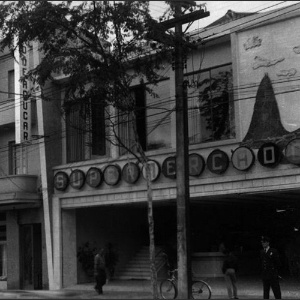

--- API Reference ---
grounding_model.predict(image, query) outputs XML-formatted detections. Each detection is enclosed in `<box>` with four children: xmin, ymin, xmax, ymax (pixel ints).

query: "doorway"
<box><xmin>20</xmin><ymin>224</ymin><xmax>42</xmax><ymax>290</ymax></box>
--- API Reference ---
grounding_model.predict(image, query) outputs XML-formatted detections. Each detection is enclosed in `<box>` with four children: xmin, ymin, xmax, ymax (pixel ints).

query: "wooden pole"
<box><xmin>174</xmin><ymin>3</ymin><xmax>191</xmax><ymax>298</ymax></box>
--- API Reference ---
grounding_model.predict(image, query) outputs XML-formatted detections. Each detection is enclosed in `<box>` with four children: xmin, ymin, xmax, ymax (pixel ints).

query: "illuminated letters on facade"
<box><xmin>54</xmin><ymin>172</ymin><xmax>69</xmax><ymax>191</ymax></box>
<box><xmin>285</xmin><ymin>138</ymin><xmax>300</xmax><ymax>165</ymax></box>
<box><xmin>231</xmin><ymin>146</ymin><xmax>255</xmax><ymax>171</ymax></box>
<box><xmin>70</xmin><ymin>170</ymin><xmax>85</xmax><ymax>189</ymax></box>
<box><xmin>189</xmin><ymin>153</ymin><xmax>205</xmax><ymax>176</ymax></box>
<box><xmin>86</xmin><ymin>167</ymin><xmax>103</xmax><ymax>188</ymax></box>
<box><xmin>15</xmin><ymin>43</ymin><xmax>31</xmax><ymax>143</ymax></box>
<box><xmin>257</xmin><ymin>142</ymin><xmax>282</xmax><ymax>167</ymax></box>
<box><xmin>103</xmin><ymin>165</ymin><xmax>121</xmax><ymax>185</ymax></box>
<box><xmin>122</xmin><ymin>163</ymin><xmax>140</xmax><ymax>184</ymax></box>
<box><xmin>142</xmin><ymin>160</ymin><xmax>161</xmax><ymax>182</ymax></box>
<box><xmin>53</xmin><ymin>142</ymin><xmax>300</xmax><ymax>191</ymax></box>
<box><xmin>207</xmin><ymin>149</ymin><xmax>229</xmax><ymax>174</ymax></box>
<box><xmin>162</xmin><ymin>157</ymin><xmax>176</xmax><ymax>179</ymax></box>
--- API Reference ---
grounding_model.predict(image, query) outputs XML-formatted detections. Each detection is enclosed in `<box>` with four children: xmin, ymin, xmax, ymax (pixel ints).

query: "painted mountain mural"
<box><xmin>242</xmin><ymin>73</ymin><xmax>300</xmax><ymax>148</ymax></box>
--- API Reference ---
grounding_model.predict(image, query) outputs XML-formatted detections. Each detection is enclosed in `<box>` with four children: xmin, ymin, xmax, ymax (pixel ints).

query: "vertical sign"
<box><xmin>15</xmin><ymin>43</ymin><xmax>31</xmax><ymax>144</ymax></box>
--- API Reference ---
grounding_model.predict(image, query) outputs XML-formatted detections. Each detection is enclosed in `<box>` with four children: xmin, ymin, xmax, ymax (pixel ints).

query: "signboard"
<box><xmin>207</xmin><ymin>149</ymin><xmax>229</xmax><ymax>174</ymax></box>
<box><xmin>54</xmin><ymin>171</ymin><xmax>69</xmax><ymax>191</ymax></box>
<box><xmin>285</xmin><ymin>138</ymin><xmax>300</xmax><ymax>165</ymax></box>
<box><xmin>257</xmin><ymin>142</ymin><xmax>282</xmax><ymax>167</ymax></box>
<box><xmin>189</xmin><ymin>153</ymin><xmax>205</xmax><ymax>176</ymax></box>
<box><xmin>86</xmin><ymin>167</ymin><xmax>103</xmax><ymax>188</ymax></box>
<box><xmin>70</xmin><ymin>169</ymin><xmax>85</xmax><ymax>189</ymax></box>
<box><xmin>142</xmin><ymin>160</ymin><xmax>161</xmax><ymax>182</ymax></box>
<box><xmin>122</xmin><ymin>162</ymin><xmax>140</xmax><ymax>184</ymax></box>
<box><xmin>53</xmin><ymin>144</ymin><xmax>300</xmax><ymax>191</ymax></box>
<box><xmin>15</xmin><ymin>43</ymin><xmax>31</xmax><ymax>143</ymax></box>
<box><xmin>231</xmin><ymin>146</ymin><xmax>255</xmax><ymax>171</ymax></box>
<box><xmin>162</xmin><ymin>156</ymin><xmax>176</xmax><ymax>179</ymax></box>
<box><xmin>103</xmin><ymin>165</ymin><xmax>121</xmax><ymax>185</ymax></box>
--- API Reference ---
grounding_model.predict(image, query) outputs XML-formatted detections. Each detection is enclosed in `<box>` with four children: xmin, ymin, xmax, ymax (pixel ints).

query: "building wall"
<box><xmin>187</xmin><ymin>39</ymin><xmax>232</xmax><ymax>72</ymax></box>
<box><xmin>62</xmin><ymin>209</ymin><xmax>77</xmax><ymax>287</ymax></box>
<box><xmin>0</xmin><ymin>45</ymin><xmax>62</xmax><ymax>290</ymax></box>
<box><xmin>52</xmin><ymin>7</ymin><xmax>300</xmax><ymax>288</ymax></box>
<box><xmin>0</xmin><ymin>50</ymin><xmax>14</xmax><ymax>127</ymax></box>
<box><xmin>6</xmin><ymin>211</ymin><xmax>20</xmax><ymax>289</ymax></box>
<box><xmin>235</xmin><ymin>15</ymin><xmax>300</xmax><ymax>139</ymax></box>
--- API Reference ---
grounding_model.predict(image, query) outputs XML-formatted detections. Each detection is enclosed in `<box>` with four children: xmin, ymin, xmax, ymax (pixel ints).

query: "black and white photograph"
<box><xmin>0</xmin><ymin>1</ymin><xmax>300</xmax><ymax>298</ymax></box>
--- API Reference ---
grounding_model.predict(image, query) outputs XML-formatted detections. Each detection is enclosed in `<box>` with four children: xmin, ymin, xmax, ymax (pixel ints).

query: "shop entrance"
<box><xmin>20</xmin><ymin>224</ymin><xmax>42</xmax><ymax>290</ymax></box>
<box><xmin>152</xmin><ymin>193</ymin><xmax>300</xmax><ymax>278</ymax></box>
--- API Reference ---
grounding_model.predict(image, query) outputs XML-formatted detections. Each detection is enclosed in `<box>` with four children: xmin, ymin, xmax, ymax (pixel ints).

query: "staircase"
<box><xmin>114</xmin><ymin>246</ymin><xmax>166</xmax><ymax>280</ymax></box>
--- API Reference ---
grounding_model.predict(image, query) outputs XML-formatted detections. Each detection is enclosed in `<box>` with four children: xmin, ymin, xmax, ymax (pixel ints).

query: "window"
<box><xmin>118</xmin><ymin>85</ymin><xmax>146</xmax><ymax>156</ymax></box>
<box><xmin>66</xmin><ymin>100</ymin><xmax>106</xmax><ymax>163</ymax></box>
<box><xmin>8</xmin><ymin>70</ymin><xmax>14</xmax><ymax>100</ymax></box>
<box><xmin>8</xmin><ymin>141</ymin><xmax>18</xmax><ymax>175</ymax></box>
<box><xmin>118</xmin><ymin>80</ymin><xmax>172</xmax><ymax>155</ymax></box>
<box><xmin>66</xmin><ymin>103</ymin><xmax>86</xmax><ymax>163</ymax></box>
<box><xmin>146</xmin><ymin>79</ymin><xmax>171</xmax><ymax>150</ymax></box>
<box><xmin>91</xmin><ymin>100</ymin><xmax>106</xmax><ymax>156</ymax></box>
<box><xmin>186</xmin><ymin>64</ymin><xmax>235</xmax><ymax>144</ymax></box>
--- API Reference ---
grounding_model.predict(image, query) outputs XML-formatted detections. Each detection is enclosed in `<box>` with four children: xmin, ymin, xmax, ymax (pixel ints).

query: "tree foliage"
<box><xmin>198</xmin><ymin>70</ymin><xmax>233</xmax><ymax>141</ymax></box>
<box><xmin>0</xmin><ymin>1</ymin><xmax>170</xmax><ymax>110</ymax></box>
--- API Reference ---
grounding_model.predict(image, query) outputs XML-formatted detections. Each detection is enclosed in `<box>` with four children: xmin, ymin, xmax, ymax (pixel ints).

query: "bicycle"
<box><xmin>159</xmin><ymin>268</ymin><xmax>212</xmax><ymax>299</ymax></box>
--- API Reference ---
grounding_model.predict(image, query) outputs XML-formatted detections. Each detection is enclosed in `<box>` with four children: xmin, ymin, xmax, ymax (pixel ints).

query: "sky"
<box><xmin>149</xmin><ymin>1</ymin><xmax>300</xmax><ymax>31</ymax></box>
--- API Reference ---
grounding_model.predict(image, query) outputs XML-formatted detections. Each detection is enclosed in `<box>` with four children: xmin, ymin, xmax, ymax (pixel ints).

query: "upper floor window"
<box><xmin>186</xmin><ymin>64</ymin><xmax>235</xmax><ymax>144</ymax></box>
<box><xmin>65</xmin><ymin>99</ymin><xmax>107</xmax><ymax>163</ymax></box>
<box><xmin>8</xmin><ymin>70</ymin><xmax>15</xmax><ymax>100</ymax></box>
<box><xmin>118</xmin><ymin>86</ymin><xmax>146</xmax><ymax>156</ymax></box>
<box><xmin>118</xmin><ymin>79</ymin><xmax>171</xmax><ymax>155</ymax></box>
<box><xmin>8</xmin><ymin>141</ymin><xmax>18</xmax><ymax>175</ymax></box>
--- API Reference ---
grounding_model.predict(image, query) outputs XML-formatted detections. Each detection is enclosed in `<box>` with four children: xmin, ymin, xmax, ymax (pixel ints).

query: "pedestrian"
<box><xmin>94</xmin><ymin>248</ymin><xmax>106</xmax><ymax>294</ymax></box>
<box><xmin>260</xmin><ymin>236</ymin><xmax>282</xmax><ymax>299</ymax></box>
<box><xmin>222</xmin><ymin>249</ymin><xmax>239</xmax><ymax>299</ymax></box>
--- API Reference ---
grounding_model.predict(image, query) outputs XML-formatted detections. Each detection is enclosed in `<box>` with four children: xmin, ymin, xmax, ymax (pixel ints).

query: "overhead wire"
<box><xmin>0</xmin><ymin>3</ymin><xmax>299</xmax><ymax>157</ymax></box>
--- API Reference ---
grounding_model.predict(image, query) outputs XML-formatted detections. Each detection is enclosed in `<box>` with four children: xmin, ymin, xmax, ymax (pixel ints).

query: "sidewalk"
<box><xmin>62</xmin><ymin>276</ymin><xmax>300</xmax><ymax>299</ymax></box>
<box><xmin>0</xmin><ymin>276</ymin><xmax>298</xmax><ymax>298</ymax></box>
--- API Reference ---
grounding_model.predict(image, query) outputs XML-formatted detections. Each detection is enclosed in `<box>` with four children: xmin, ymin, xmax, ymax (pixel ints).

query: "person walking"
<box><xmin>94</xmin><ymin>248</ymin><xmax>107</xmax><ymax>294</ymax></box>
<box><xmin>222</xmin><ymin>249</ymin><xmax>239</xmax><ymax>299</ymax></box>
<box><xmin>260</xmin><ymin>236</ymin><xmax>282</xmax><ymax>299</ymax></box>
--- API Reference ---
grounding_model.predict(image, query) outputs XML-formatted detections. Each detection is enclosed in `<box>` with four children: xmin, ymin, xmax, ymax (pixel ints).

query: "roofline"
<box><xmin>189</xmin><ymin>2</ymin><xmax>300</xmax><ymax>45</ymax></box>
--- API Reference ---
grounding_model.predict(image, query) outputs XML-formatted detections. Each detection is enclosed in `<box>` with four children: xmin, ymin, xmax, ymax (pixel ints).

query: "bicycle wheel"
<box><xmin>160</xmin><ymin>279</ymin><xmax>177</xmax><ymax>299</ymax></box>
<box><xmin>191</xmin><ymin>280</ymin><xmax>212</xmax><ymax>299</ymax></box>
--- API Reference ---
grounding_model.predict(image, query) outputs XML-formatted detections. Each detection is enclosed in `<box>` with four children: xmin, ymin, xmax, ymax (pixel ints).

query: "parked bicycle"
<box><xmin>159</xmin><ymin>268</ymin><xmax>212</xmax><ymax>299</ymax></box>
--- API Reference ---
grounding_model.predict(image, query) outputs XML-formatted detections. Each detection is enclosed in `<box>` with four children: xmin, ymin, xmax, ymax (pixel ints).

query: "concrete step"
<box><xmin>117</xmin><ymin>275</ymin><xmax>151</xmax><ymax>280</ymax></box>
<box><xmin>115</xmin><ymin>246</ymin><xmax>165</xmax><ymax>280</ymax></box>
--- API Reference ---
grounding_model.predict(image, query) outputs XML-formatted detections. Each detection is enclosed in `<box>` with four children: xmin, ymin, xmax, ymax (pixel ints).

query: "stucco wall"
<box><xmin>235</xmin><ymin>16</ymin><xmax>300</xmax><ymax>139</ymax></box>
<box><xmin>62</xmin><ymin>209</ymin><xmax>77</xmax><ymax>287</ymax></box>
<box><xmin>6</xmin><ymin>211</ymin><xmax>20</xmax><ymax>289</ymax></box>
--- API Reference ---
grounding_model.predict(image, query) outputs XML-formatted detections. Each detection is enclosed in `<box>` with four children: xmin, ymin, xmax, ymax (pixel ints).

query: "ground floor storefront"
<box><xmin>0</xmin><ymin>207</ymin><xmax>49</xmax><ymax>290</ymax></box>
<box><xmin>53</xmin><ymin>189</ymin><xmax>300</xmax><ymax>288</ymax></box>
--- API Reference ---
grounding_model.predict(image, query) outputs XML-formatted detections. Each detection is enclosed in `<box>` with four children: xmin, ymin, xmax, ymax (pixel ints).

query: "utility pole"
<box><xmin>160</xmin><ymin>2</ymin><xmax>209</xmax><ymax>298</ymax></box>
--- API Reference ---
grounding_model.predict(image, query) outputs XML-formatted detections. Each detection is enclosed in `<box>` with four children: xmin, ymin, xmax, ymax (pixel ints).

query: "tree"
<box><xmin>198</xmin><ymin>69</ymin><xmax>233</xmax><ymax>141</ymax></box>
<box><xmin>0</xmin><ymin>1</ymin><xmax>172</xmax><ymax>297</ymax></box>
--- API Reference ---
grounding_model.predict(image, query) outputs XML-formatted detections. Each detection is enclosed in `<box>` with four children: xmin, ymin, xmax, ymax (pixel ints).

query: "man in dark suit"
<box><xmin>260</xmin><ymin>236</ymin><xmax>282</xmax><ymax>299</ymax></box>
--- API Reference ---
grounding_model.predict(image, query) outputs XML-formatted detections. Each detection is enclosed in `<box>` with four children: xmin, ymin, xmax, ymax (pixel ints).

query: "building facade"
<box><xmin>51</xmin><ymin>3</ymin><xmax>300</xmax><ymax>288</ymax></box>
<box><xmin>0</xmin><ymin>44</ymin><xmax>62</xmax><ymax>289</ymax></box>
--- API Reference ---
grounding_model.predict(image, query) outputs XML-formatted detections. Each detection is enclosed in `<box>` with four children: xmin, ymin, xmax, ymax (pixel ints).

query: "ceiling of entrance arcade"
<box><xmin>191</xmin><ymin>189</ymin><xmax>300</xmax><ymax>207</ymax></box>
